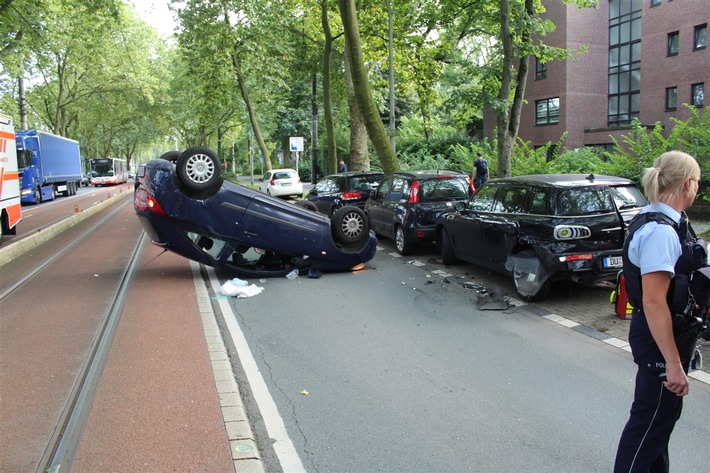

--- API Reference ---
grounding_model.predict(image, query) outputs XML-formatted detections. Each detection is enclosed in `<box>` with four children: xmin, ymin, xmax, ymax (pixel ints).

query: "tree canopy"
<box><xmin>7</xmin><ymin>0</ymin><xmax>702</xmax><ymax>189</ymax></box>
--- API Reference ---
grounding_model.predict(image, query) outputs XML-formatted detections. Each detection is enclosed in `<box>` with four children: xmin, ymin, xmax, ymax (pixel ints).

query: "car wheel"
<box><xmin>331</xmin><ymin>205</ymin><xmax>369</xmax><ymax>247</ymax></box>
<box><xmin>176</xmin><ymin>147</ymin><xmax>223</xmax><ymax>197</ymax></box>
<box><xmin>440</xmin><ymin>228</ymin><xmax>458</xmax><ymax>265</ymax></box>
<box><xmin>395</xmin><ymin>226</ymin><xmax>413</xmax><ymax>256</ymax></box>
<box><xmin>159</xmin><ymin>150</ymin><xmax>181</xmax><ymax>163</ymax></box>
<box><xmin>295</xmin><ymin>200</ymin><xmax>318</xmax><ymax>212</ymax></box>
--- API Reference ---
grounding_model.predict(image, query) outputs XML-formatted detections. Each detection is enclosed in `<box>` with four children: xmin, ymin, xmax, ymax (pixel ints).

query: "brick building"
<box><xmin>489</xmin><ymin>0</ymin><xmax>709</xmax><ymax>152</ymax></box>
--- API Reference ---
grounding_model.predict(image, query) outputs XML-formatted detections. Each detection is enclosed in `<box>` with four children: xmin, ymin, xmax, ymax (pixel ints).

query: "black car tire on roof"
<box><xmin>159</xmin><ymin>150</ymin><xmax>181</xmax><ymax>163</ymax></box>
<box><xmin>331</xmin><ymin>205</ymin><xmax>370</xmax><ymax>247</ymax></box>
<box><xmin>295</xmin><ymin>200</ymin><xmax>319</xmax><ymax>212</ymax></box>
<box><xmin>176</xmin><ymin>147</ymin><xmax>223</xmax><ymax>198</ymax></box>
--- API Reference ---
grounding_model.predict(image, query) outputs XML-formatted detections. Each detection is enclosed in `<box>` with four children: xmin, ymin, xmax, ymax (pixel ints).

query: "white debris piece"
<box><xmin>220</xmin><ymin>278</ymin><xmax>264</xmax><ymax>298</ymax></box>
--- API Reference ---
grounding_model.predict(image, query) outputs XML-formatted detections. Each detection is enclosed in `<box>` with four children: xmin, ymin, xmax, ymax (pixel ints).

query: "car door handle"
<box><xmin>243</xmin><ymin>231</ymin><xmax>258</xmax><ymax>238</ymax></box>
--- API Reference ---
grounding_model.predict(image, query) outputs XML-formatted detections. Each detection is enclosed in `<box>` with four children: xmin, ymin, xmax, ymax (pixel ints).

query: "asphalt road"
<box><xmin>213</xmin><ymin>241</ymin><xmax>710</xmax><ymax>472</ymax></box>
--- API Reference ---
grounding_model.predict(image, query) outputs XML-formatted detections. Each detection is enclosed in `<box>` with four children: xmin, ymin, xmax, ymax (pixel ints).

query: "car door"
<box><xmin>366</xmin><ymin>177</ymin><xmax>392</xmax><ymax>233</ymax></box>
<box><xmin>381</xmin><ymin>176</ymin><xmax>408</xmax><ymax>238</ymax></box>
<box><xmin>447</xmin><ymin>185</ymin><xmax>498</xmax><ymax>261</ymax></box>
<box><xmin>476</xmin><ymin>186</ymin><xmax>525</xmax><ymax>268</ymax></box>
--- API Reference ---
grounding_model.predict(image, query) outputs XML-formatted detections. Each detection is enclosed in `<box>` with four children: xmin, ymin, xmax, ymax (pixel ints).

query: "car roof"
<box><xmin>489</xmin><ymin>173</ymin><xmax>636</xmax><ymax>188</ymax></box>
<box><xmin>268</xmin><ymin>168</ymin><xmax>298</xmax><ymax>173</ymax></box>
<box><xmin>323</xmin><ymin>171</ymin><xmax>384</xmax><ymax>179</ymax></box>
<box><xmin>392</xmin><ymin>170</ymin><xmax>468</xmax><ymax>179</ymax></box>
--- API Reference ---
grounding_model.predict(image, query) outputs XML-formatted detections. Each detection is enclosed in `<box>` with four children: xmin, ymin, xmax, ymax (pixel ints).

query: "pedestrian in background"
<box><xmin>338</xmin><ymin>160</ymin><xmax>348</xmax><ymax>173</ymax></box>
<box><xmin>473</xmin><ymin>152</ymin><xmax>488</xmax><ymax>190</ymax></box>
<box><xmin>614</xmin><ymin>150</ymin><xmax>703</xmax><ymax>473</ymax></box>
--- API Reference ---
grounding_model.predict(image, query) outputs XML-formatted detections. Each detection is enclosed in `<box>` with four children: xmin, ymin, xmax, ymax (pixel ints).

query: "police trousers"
<box><xmin>614</xmin><ymin>366</ymin><xmax>683</xmax><ymax>473</ymax></box>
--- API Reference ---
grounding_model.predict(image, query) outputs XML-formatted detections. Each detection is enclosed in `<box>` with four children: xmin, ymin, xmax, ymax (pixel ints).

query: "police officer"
<box><xmin>614</xmin><ymin>151</ymin><xmax>702</xmax><ymax>473</ymax></box>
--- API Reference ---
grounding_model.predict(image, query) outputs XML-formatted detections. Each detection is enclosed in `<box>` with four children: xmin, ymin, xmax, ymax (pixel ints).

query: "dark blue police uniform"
<box><xmin>614</xmin><ymin>207</ymin><xmax>703</xmax><ymax>473</ymax></box>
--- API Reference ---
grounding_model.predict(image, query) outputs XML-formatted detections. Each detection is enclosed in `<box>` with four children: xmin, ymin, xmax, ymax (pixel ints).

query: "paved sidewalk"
<box><xmin>71</xmin><ymin>242</ymin><xmax>264</xmax><ymax>473</ymax></box>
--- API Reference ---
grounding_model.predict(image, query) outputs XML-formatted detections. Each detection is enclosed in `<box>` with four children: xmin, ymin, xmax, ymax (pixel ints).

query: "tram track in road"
<box><xmin>39</xmin><ymin>231</ymin><xmax>147</xmax><ymax>473</ymax></box>
<box><xmin>0</xmin><ymin>197</ymin><xmax>147</xmax><ymax>473</ymax></box>
<box><xmin>0</xmin><ymin>200</ymin><xmax>134</xmax><ymax>301</ymax></box>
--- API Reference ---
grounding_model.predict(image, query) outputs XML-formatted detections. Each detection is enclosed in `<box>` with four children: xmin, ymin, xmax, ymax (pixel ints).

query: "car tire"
<box><xmin>159</xmin><ymin>150</ymin><xmax>181</xmax><ymax>163</ymax></box>
<box><xmin>395</xmin><ymin>226</ymin><xmax>413</xmax><ymax>256</ymax></box>
<box><xmin>176</xmin><ymin>147</ymin><xmax>223</xmax><ymax>198</ymax></box>
<box><xmin>440</xmin><ymin>228</ymin><xmax>458</xmax><ymax>265</ymax></box>
<box><xmin>331</xmin><ymin>205</ymin><xmax>369</xmax><ymax>247</ymax></box>
<box><xmin>295</xmin><ymin>200</ymin><xmax>318</xmax><ymax>212</ymax></box>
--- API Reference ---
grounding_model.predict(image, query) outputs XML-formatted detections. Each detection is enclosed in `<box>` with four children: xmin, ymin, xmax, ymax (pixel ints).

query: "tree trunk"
<box><xmin>338</xmin><ymin>0</ymin><xmax>398</xmax><ymax>175</ymax></box>
<box><xmin>230</xmin><ymin>48</ymin><xmax>272</xmax><ymax>171</ymax></box>
<box><xmin>496</xmin><ymin>0</ymin><xmax>533</xmax><ymax>178</ymax></box>
<box><xmin>343</xmin><ymin>41</ymin><xmax>369</xmax><ymax>171</ymax></box>
<box><xmin>321</xmin><ymin>1</ymin><xmax>337</xmax><ymax>175</ymax></box>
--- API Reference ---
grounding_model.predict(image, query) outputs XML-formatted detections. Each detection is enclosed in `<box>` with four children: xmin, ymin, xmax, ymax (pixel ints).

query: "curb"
<box><xmin>0</xmin><ymin>192</ymin><xmax>131</xmax><ymax>268</ymax></box>
<box><xmin>191</xmin><ymin>261</ymin><xmax>266</xmax><ymax>473</ymax></box>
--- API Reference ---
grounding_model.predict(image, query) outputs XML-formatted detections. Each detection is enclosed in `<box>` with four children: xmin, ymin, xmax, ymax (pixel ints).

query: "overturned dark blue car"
<box><xmin>135</xmin><ymin>147</ymin><xmax>377</xmax><ymax>278</ymax></box>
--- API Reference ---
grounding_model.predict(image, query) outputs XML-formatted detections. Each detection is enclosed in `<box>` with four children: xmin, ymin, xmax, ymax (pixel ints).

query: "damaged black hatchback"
<box><xmin>435</xmin><ymin>174</ymin><xmax>647</xmax><ymax>301</ymax></box>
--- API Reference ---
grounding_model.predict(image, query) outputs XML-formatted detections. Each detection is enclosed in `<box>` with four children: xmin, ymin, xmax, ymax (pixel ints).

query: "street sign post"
<box><xmin>289</xmin><ymin>137</ymin><xmax>304</xmax><ymax>174</ymax></box>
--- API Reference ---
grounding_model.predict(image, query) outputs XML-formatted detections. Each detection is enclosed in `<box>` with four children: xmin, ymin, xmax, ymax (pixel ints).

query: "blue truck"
<box><xmin>16</xmin><ymin>130</ymin><xmax>83</xmax><ymax>204</ymax></box>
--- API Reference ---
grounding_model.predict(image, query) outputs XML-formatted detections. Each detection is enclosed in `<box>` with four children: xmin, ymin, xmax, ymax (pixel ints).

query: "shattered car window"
<box><xmin>556</xmin><ymin>188</ymin><xmax>614</xmax><ymax>216</ymax></box>
<box><xmin>468</xmin><ymin>185</ymin><xmax>497</xmax><ymax>212</ymax></box>
<box><xmin>609</xmin><ymin>185</ymin><xmax>647</xmax><ymax>210</ymax></box>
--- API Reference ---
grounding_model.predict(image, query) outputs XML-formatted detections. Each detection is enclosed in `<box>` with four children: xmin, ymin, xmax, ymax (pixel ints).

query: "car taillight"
<box><xmin>559</xmin><ymin>254</ymin><xmax>593</xmax><ymax>262</ymax></box>
<box><xmin>147</xmin><ymin>194</ymin><xmax>167</xmax><ymax>217</ymax></box>
<box><xmin>409</xmin><ymin>181</ymin><xmax>420</xmax><ymax>204</ymax></box>
<box><xmin>342</xmin><ymin>191</ymin><xmax>362</xmax><ymax>200</ymax></box>
<box><xmin>270</xmin><ymin>178</ymin><xmax>275</xmax><ymax>186</ymax></box>
<box><xmin>468</xmin><ymin>177</ymin><xmax>476</xmax><ymax>194</ymax></box>
<box><xmin>554</xmin><ymin>225</ymin><xmax>592</xmax><ymax>240</ymax></box>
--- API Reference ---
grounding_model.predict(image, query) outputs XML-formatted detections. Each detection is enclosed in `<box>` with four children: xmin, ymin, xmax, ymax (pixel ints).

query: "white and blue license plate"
<box><xmin>603</xmin><ymin>256</ymin><xmax>623</xmax><ymax>268</ymax></box>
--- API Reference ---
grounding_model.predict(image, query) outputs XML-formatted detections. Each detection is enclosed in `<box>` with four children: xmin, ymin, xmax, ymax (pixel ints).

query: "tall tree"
<box><xmin>338</xmin><ymin>0</ymin><xmax>398</xmax><ymax>174</ymax></box>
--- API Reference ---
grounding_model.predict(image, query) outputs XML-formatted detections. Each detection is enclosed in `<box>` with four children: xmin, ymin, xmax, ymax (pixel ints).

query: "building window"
<box><xmin>535</xmin><ymin>58</ymin><xmax>547</xmax><ymax>80</ymax></box>
<box><xmin>695</xmin><ymin>24</ymin><xmax>707</xmax><ymax>50</ymax></box>
<box><xmin>692</xmin><ymin>83</ymin><xmax>705</xmax><ymax>107</ymax></box>
<box><xmin>608</xmin><ymin>0</ymin><xmax>642</xmax><ymax>126</ymax></box>
<box><xmin>650</xmin><ymin>0</ymin><xmax>661</xmax><ymax>6</ymax></box>
<box><xmin>536</xmin><ymin>98</ymin><xmax>560</xmax><ymax>125</ymax></box>
<box><xmin>666</xmin><ymin>86</ymin><xmax>677</xmax><ymax>110</ymax></box>
<box><xmin>667</xmin><ymin>31</ymin><xmax>679</xmax><ymax>56</ymax></box>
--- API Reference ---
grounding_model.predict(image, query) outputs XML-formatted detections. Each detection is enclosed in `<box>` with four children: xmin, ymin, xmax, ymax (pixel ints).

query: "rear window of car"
<box><xmin>556</xmin><ymin>187</ymin><xmax>615</xmax><ymax>216</ymax></box>
<box><xmin>274</xmin><ymin>171</ymin><xmax>296</xmax><ymax>180</ymax></box>
<box><xmin>348</xmin><ymin>175</ymin><xmax>382</xmax><ymax>190</ymax></box>
<box><xmin>420</xmin><ymin>177</ymin><xmax>470</xmax><ymax>202</ymax></box>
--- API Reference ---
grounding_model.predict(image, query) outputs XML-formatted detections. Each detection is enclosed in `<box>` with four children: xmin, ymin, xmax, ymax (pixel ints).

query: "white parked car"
<box><xmin>259</xmin><ymin>168</ymin><xmax>304</xmax><ymax>198</ymax></box>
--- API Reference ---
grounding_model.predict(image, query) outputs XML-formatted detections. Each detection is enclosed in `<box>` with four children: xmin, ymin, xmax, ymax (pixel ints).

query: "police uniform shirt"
<box><xmin>627</xmin><ymin>202</ymin><xmax>683</xmax><ymax>279</ymax></box>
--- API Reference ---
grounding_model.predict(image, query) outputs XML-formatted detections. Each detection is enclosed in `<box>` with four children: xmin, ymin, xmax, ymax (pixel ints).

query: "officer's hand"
<box><xmin>664</xmin><ymin>363</ymin><xmax>689</xmax><ymax>396</ymax></box>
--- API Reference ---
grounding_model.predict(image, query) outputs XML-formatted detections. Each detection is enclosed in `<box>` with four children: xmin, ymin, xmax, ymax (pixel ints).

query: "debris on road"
<box><xmin>220</xmin><ymin>278</ymin><xmax>264</xmax><ymax>298</ymax></box>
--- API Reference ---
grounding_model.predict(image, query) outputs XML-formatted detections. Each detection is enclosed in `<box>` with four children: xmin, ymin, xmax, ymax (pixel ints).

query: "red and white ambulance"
<box><xmin>0</xmin><ymin>113</ymin><xmax>22</xmax><ymax>242</ymax></box>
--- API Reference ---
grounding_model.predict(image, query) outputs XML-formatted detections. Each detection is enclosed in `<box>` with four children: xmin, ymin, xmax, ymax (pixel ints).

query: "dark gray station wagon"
<box><xmin>435</xmin><ymin>174</ymin><xmax>647</xmax><ymax>301</ymax></box>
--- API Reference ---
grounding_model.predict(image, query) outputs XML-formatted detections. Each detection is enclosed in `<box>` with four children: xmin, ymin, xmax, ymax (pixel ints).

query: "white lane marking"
<box><xmin>206</xmin><ymin>267</ymin><xmax>306</xmax><ymax>473</ymax></box>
